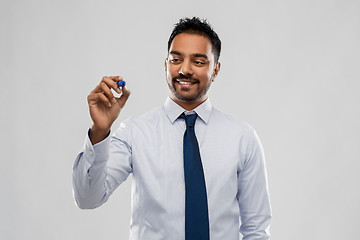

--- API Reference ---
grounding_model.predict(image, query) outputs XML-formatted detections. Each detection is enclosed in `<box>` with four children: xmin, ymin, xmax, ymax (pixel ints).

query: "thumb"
<box><xmin>116</xmin><ymin>86</ymin><xmax>130</xmax><ymax>108</ymax></box>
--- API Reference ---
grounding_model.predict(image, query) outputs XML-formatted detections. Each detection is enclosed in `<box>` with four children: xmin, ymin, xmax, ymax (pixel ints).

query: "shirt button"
<box><xmin>89</xmin><ymin>150</ymin><xmax>94</xmax><ymax>155</ymax></box>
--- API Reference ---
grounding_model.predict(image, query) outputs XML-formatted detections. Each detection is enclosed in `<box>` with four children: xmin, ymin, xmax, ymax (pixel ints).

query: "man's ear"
<box><xmin>164</xmin><ymin>58</ymin><xmax>168</xmax><ymax>71</ymax></box>
<box><xmin>212</xmin><ymin>62</ymin><xmax>221</xmax><ymax>82</ymax></box>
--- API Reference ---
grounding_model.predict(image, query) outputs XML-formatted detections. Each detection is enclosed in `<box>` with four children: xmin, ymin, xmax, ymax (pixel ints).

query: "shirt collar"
<box><xmin>164</xmin><ymin>96</ymin><xmax>212</xmax><ymax>124</ymax></box>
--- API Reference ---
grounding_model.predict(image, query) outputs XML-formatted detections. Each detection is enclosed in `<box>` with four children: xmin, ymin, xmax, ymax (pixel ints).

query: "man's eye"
<box><xmin>171</xmin><ymin>59</ymin><xmax>181</xmax><ymax>63</ymax></box>
<box><xmin>194</xmin><ymin>60</ymin><xmax>205</xmax><ymax>65</ymax></box>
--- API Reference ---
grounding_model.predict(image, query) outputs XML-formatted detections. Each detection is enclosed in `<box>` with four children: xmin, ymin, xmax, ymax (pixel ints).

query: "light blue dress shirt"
<box><xmin>73</xmin><ymin>97</ymin><xmax>271</xmax><ymax>240</ymax></box>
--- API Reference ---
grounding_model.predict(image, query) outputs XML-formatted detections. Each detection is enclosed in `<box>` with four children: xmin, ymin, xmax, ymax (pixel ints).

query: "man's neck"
<box><xmin>170</xmin><ymin>97</ymin><xmax>207</xmax><ymax>111</ymax></box>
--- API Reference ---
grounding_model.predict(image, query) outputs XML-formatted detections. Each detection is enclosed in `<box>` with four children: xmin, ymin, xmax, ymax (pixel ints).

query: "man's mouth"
<box><xmin>175</xmin><ymin>79</ymin><xmax>198</xmax><ymax>85</ymax></box>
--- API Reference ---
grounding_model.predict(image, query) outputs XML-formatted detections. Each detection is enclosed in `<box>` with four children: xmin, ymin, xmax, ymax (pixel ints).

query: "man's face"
<box><xmin>165</xmin><ymin>33</ymin><xmax>220</xmax><ymax>108</ymax></box>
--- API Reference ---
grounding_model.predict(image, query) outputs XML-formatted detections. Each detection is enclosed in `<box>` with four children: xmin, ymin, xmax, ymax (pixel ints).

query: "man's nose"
<box><xmin>179</xmin><ymin>60</ymin><xmax>193</xmax><ymax>76</ymax></box>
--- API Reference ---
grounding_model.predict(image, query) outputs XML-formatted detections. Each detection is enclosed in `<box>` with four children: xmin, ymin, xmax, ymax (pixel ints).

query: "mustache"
<box><xmin>172</xmin><ymin>73</ymin><xmax>199</xmax><ymax>83</ymax></box>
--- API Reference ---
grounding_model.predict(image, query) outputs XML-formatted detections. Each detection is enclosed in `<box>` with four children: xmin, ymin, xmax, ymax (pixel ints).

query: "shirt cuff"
<box><xmin>83</xmin><ymin>129</ymin><xmax>111</xmax><ymax>165</ymax></box>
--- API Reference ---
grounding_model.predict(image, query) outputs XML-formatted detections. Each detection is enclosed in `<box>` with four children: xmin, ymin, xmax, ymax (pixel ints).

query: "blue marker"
<box><xmin>116</xmin><ymin>80</ymin><xmax>126</xmax><ymax>87</ymax></box>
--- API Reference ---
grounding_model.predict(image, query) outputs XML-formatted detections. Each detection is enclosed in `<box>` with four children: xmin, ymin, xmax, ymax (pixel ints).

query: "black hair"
<box><xmin>168</xmin><ymin>17</ymin><xmax>221</xmax><ymax>63</ymax></box>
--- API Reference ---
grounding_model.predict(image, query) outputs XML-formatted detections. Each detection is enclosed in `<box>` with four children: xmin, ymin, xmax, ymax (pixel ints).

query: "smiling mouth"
<box><xmin>175</xmin><ymin>79</ymin><xmax>198</xmax><ymax>85</ymax></box>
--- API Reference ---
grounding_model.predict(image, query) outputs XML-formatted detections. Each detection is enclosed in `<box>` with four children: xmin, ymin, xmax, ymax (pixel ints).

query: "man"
<box><xmin>73</xmin><ymin>17</ymin><xmax>271</xmax><ymax>240</ymax></box>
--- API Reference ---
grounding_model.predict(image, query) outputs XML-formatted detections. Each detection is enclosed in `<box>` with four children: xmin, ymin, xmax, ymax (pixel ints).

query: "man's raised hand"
<box><xmin>87</xmin><ymin>76</ymin><xmax>130</xmax><ymax>144</ymax></box>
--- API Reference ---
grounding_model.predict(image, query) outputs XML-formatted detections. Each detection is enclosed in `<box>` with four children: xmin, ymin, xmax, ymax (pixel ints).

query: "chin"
<box><xmin>174</xmin><ymin>92</ymin><xmax>202</xmax><ymax>102</ymax></box>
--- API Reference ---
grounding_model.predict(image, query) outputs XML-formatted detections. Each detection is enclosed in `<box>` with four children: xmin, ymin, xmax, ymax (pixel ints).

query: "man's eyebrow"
<box><xmin>169</xmin><ymin>51</ymin><xmax>208</xmax><ymax>60</ymax></box>
<box><xmin>193</xmin><ymin>53</ymin><xmax>208</xmax><ymax>59</ymax></box>
<box><xmin>169</xmin><ymin>51</ymin><xmax>182</xmax><ymax>56</ymax></box>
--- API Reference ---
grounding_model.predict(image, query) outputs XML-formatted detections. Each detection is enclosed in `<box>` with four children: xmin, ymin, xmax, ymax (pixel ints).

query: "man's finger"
<box><xmin>116</xmin><ymin>86</ymin><xmax>130</xmax><ymax>108</ymax></box>
<box><xmin>99</xmin><ymin>81</ymin><xmax>115</xmax><ymax>101</ymax></box>
<box><xmin>103</xmin><ymin>76</ymin><xmax>123</xmax><ymax>94</ymax></box>
<box><xmin>88</xmin><ymin>92</ymin><xmax>112</xmax><ymax>107</ymax></box>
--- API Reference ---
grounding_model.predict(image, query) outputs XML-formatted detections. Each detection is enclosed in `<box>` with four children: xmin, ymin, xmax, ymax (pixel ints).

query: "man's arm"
<box><xmin>237</xmin><ymin>129</ymin><xmax>272</xmax><ymax>240</ymax></box>
<box><xmin>72</xmin><ymin>132</ymin><xmax>111</xmax><ymax>209</ymax></box>
<box><xmin>72</xmin><ymin>76</ymin><xmax>131</xmax><ymax>209</ymax></box>
<box><xmin>72</xmin><ymin>128</ymin><xmax>133</xmax><ymax>209</ymax></box>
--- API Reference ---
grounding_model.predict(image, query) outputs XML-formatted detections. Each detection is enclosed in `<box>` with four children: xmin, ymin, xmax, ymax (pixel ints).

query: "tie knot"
<box><xmin>181</xmin><ymin>113</ymin><xmax>197</xmax><ymax>128</ymax></box>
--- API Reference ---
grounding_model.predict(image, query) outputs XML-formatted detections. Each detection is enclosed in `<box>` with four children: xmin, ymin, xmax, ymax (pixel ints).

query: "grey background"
<box><xmin>1</xmin><ymin>0</ymin><xmax>359</xmax><ymax>239</ymax></box>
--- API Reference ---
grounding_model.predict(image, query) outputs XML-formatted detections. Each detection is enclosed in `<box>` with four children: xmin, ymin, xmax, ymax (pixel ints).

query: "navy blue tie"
<box><xmin>181</xmin><ymin>113</ymin><xmax>209</xmax><ymax>240</ymax></box>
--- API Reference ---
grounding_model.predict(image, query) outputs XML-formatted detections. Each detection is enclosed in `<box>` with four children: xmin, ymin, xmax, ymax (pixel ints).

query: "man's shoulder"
<box><xmin>210</xmin><ymin>107</ymin><xmax>256</xmax><ymax>136</ymax></box>
<box><xmin>113</xmin><ymin>105</ymin><xmax>165</xmax><ymax>139</ymax></box>
<box><xmin>119</xmin><ymin>105</ymin><xmax>165</xmax><ymax>128</ymax></box>
<box><xmin>135</xmin><ymin>105</ymin><xmax>165</xmax><ymax>122</ymax></box>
